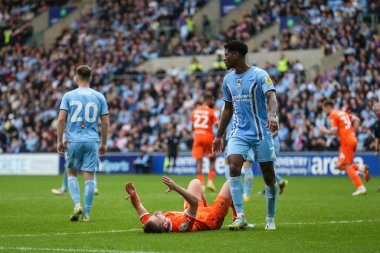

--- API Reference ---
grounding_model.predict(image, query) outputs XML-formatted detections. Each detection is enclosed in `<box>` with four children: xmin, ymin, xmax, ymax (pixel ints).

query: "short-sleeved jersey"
<box><xmin>60</xmin><ymin>87</ymin><xmax>108</xmax><ymax>143</ymax></box>
<box><xmin>222</xmin><ymin>67</ymin><xmax>276</xmax><ymax>141</ymax></box>
<box><xmin>140</xmin><ymin>210</ymin><xmax>195</xmax><ymax>232</ymax></box>
<box><xmin>328</xmin><ymin>110</ymin><xmax>357</xmax><ymax>143</ymax></box>
<box><xmin>191</xmin><ymin>106</ymin><xmax>217</xmax><ymax>138</ymax></box>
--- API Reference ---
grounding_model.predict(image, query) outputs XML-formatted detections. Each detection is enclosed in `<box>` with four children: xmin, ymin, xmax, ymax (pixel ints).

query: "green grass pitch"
<box><xmin>0</xmin><ymin>175</ymin><xmax>379</xmax><ymax>253</ymax></box>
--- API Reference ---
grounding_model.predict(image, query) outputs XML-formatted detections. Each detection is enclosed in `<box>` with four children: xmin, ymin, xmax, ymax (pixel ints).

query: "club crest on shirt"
<box><xmin>265</xmin><ymin>77</ymin><xmax>273</xmax><ymax>84</ymax></box>
<box><xmin>180</xmin><ymin>222</ymin><xmax>189</xmax><ymax>231</ymax></box>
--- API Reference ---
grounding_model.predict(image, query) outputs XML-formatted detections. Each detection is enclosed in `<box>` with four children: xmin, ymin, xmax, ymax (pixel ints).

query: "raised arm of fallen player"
<box><xmin>162</xmin><ymin>176</ymin><xmax>198</xmax><ymax>217</ymax></box>
<box><xmin>125</xmin><ymin>182</ymin><xmax>149</xmax><ymax>217</ymax></box>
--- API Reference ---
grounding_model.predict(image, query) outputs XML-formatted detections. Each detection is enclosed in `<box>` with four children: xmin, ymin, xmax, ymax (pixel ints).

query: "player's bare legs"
<box><xmin>227</xmin><ymin>154</ymin><xmax>247</xmax><ymax>230</ymax></box>
<box><xmin>259</xmin><ymin>161</ymin><xmax>278</xmax><ymax>230</ymax></box>
<box><xmin>340</xmin><ymin>163</ymin><xmax>367</xmax><ymax>196</ymax></box>
<box><xmin>67</xmin><ymin>169</ymin><xmax>82</xmax><ymax>221</ymax></box>
<box><xmin>196</xmin><ymin>158</ymin><xmax>205</xmax><ymax>189</ymax></box>
<box><xmin>187</xmin><ymin>179</ymin><xmax>209</xmax><ymax>205</ymax></box>
<box><xmin>207</xmin><ymin>156</ymin><xmax>217</xmax><ymax>192</ymax></box>
<box><xmin>187</xmin><ymin>179</ymin><xmax>203</xmax><ymax>200</ymax></box>
<box><xmin>218</xmin><ymin>180</ymin><xmax>232</xmax><ymax>199</ymax></box>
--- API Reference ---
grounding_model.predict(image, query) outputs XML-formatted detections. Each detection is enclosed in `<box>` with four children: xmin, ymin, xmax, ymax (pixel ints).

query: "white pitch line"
<box><xmin>276</xmin><ymin>219</ymin><xmax>380</xmax><ymax>226</ymax></box>
<box><xmin>0</xmin><ymin>247</ymin><xmax>161</xmax><ymax>253</ymax></box>
<box><xmin>0</xmin><ymin>229</ymin><xmax>140</xmax><ymax>238</ymax></box>
<box><xmin>1</xmin><ymin>219</ymin><xmax>379</xmax><ymax>239</ymax></box>
<box><xmin>242</xmin><ymin>219</ymin><xmax>380</xmax><ymax>227</ymax></box>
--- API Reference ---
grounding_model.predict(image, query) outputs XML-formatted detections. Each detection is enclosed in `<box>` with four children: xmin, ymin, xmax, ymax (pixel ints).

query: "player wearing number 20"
<box><xmin>57</xmin><ymin>65</ymin><xmax>109</xmax><ymax>221</ymax></box>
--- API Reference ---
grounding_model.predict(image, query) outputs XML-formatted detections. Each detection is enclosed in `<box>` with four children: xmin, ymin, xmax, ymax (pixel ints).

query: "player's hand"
<box><xmin>162</xmin><ymin>176</ymin><xmax>177</xmax><ymax>193</ymax></box>
<box><xmin>57</xmin><ymin>142</ymin><xmax>65</xmax><ymax>155</ymax></box>
<box><xmin>99</xmin><ymin>144</ymin><xmax>107</xmax><ymax>156</ymax></box>
<box><xmin>212</xmin><ymin>137</ymin><xmax>223</xmax><ymax>155</ymax></box>
<box><xmin>266</xmin><ymin>114</ymin><xmax>278</xmax><ymax>133</ymax></box>
<box><xmin>320</xmin><ymin>126</ymin><xmax>327</xmax><ymax>134</ymax></box>
<box><xmin>125</xmin><ymin>182</ymin><xmax>136</xmax><ymax>200</ymax></box>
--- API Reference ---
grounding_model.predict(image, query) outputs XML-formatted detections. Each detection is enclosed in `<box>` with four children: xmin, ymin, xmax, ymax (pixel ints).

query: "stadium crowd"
<box><xmin>260</xmin><ymin>0</ymin><xmax>379</xmax><ymax>54</ymax></box>
<box><xmin>0</xmin><ymin>0</ymin><xmax>379</xmax><ymax>154</ymax></box>
<box><xmin>0</xmin><ymin>0</ymin><xmax>69</xmax><ymax>48</ymax></box>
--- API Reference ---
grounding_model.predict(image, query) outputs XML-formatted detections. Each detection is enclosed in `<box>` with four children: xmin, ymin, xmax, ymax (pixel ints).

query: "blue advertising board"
<box><xmin>49</xmin><ymin>6</ymin><xmax>76</xmax><ymax>27</ymax></box>
<box><xmin>220</xmin><ymin>0</ymin><xmax>245</xmax><ymax>17</ymax></box>
<box><xmin>59</xmin><ymin>155</ymin><xmax>139</xmax><ymax>174</ymax></box>
<box><xmin>279</xmin><ymin>16</ymin><xmax>301</xmax><ymax>32</ymax></box>
<box><xmin>59</xmin><ymin>153</ymin><xmax>379</xmax><ymax>177</ymax></box>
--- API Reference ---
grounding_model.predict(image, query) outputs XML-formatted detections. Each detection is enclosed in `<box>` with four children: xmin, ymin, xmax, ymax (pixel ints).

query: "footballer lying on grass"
<box><xmin>125</xmin><ymin>176</ymin><xmax>240</xmax><ymax>233</ymax></box>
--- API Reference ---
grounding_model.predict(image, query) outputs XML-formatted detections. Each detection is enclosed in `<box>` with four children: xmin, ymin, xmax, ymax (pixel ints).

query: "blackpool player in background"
<box><xmin>125</xmin><ymin>176</ymin><xmax>236</xmax><ymax>233</ymax></box>
<box><xmin>320</xmin><ymin>99</ymin><xmax>370</xmax><ymax>196</ymax></box>
<box><xmin>372</xmin><ymin>103</ymin><xmax>380</xmax><ymax>192</ymax></box>
<box><xmin>191</xmin><ymin>94</ymin><xmax>218</xmax><ymax>192</ymax></box>
<box><xmin>57</xmin><ymin>65</ymin><xmax>109</xmax><ymax>221</ymax></box>
<box><xmin>213</xmin><ymin>40</ymin><xmax>279</xmax><ymax>230</ymax></box>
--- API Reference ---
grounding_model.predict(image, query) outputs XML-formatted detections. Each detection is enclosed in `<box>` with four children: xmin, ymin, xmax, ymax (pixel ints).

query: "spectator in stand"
<box><xmin>134</xmin><ymin>147</ymin><xmax>151</xmax><ymax>174</ymax></box>
<box><xmin>164</xmin><ymin>126</ymin><xmax>181</xmax><ymax>172</ymax></box>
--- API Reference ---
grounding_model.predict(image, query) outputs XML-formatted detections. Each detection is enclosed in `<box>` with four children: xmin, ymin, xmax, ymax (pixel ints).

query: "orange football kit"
<box><xmin>140</xmin><ymin>196</ymin><xmax>231</xmax><ymax>232</ymax></box>
<box><xmin>328</xmin><ymin>110</ymin><xmax>363</xmax><ymax>187</ymax></box>
<box><xmin>191</xmin><ymin>106</ymin><xmax>217</xmax><ymax>159</ymax></box>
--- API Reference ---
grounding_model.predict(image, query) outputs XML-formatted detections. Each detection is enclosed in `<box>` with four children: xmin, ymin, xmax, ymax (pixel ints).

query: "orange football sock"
<box><xmin>346</xmin><ymin>166</ymin><xmax>363</xmax><ymax>187</ymax></box>
<box><xmin>352</xmin><ymin>164</ymin><xmax>360</xmax><ymax>171</ymax></box>
<box><xmin>208</xmin><ymin>170</ymin><xmax>216</xmax><ymax>182</ymax></box>
<box><xmin>231</xmin><ymin>206</ymin><xmax>237</xmax><ymax>221</ymax></box>
<box><xmin>197</xmin><ymin>174</ymin><xmax>205</xmax><ymax>185</ymax></box>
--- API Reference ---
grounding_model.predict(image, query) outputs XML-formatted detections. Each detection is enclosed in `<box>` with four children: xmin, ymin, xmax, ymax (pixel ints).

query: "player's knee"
<box><xmin>190</xmin><ymin>179</ymin><xmax>202</xmax><ymax>187</ymax></box>
<box><xmin>229</xmin><ymin>164</ymin><xmax>241</xmax><ymax>176</ymax></box>
<box><xmin>262</xmin><ymin>173</ymin><xmax>276</xmax><ymax>186</ymax></box>
<box><xmin>340</xmin><ymin>164</ymin><xmax>349</xmax><ymax>171</ymax></box>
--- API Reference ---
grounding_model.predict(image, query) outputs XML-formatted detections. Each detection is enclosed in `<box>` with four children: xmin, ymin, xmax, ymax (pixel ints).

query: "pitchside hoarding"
<box><xmin>0</xmin><ymin>154</ymin><xmax>59</xmax><ymax>175</ymax></box>
<box><xmin>57</xmin><ymin>153</ymin><xmax>379</xmax><ymax>177</ymax></box>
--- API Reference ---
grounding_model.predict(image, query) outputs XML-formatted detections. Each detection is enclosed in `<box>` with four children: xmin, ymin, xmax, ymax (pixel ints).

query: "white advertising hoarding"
<box><xmin>0</xmin><ymin>154</ymin><xmax>59</xmax><ymax>175</ymax></box>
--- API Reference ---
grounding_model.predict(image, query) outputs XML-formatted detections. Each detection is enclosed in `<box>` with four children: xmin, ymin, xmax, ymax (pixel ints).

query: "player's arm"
<box><xmin>125</xmin><ymin>182</ymin><xmax>149</xmax><ymax>217</ymax></box>
<box><xmin>57</xmin><ymin>109</ymin><xmax>67</xmax><ymax>155</ymax></box>
<box><xmin>265</xmin><ymin>90</ymin><xmax>278</xmax><ymax>132</ymax></box>
<box><xmin>350</xmin><ymin>114</ymin><xmax>360</xmax><ymax>130</ymax></box>
<box><xmin>213</xmin><ymin>101</ymin><xmax>233</xmax><ymax>154</ymax></box>
<box><xmin>320</xmin><ymin>126</ymin><xmax>338</xmax><ymax>136</ymax></box>
<box><xmin>99</xmin><ymin>114</ymin><xmax>109</xmax><ymax>156</ymax></box>
<box><xmin>162</xmin><ymin>176</ymin><xmax>198</xmax><ymax>217</ymax></box>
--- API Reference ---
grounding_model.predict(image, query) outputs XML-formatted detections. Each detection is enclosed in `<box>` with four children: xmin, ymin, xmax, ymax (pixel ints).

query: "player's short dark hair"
<box><xmin>143</xmin><ymin>220</ymin><xmax>164</xmax><ymax>233</ymax></box>
<box><xmin>224</xmin><ymin>40</ymin><xmax>248</xmax><ymax>57</ymax></box>
<box><xmin>76</xmin><ymin>65</ymin><xmax>92</xmax><ymax>82</ymax></box>
<box><xmin>323</xmin><ymin>99</ymin><xmax>335</xmax><ymax>108</ymax></box>
<box><xmin>204</xmin><ymin>93</ymin><xmax>213</xmax><ymax>101</ymax></box>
